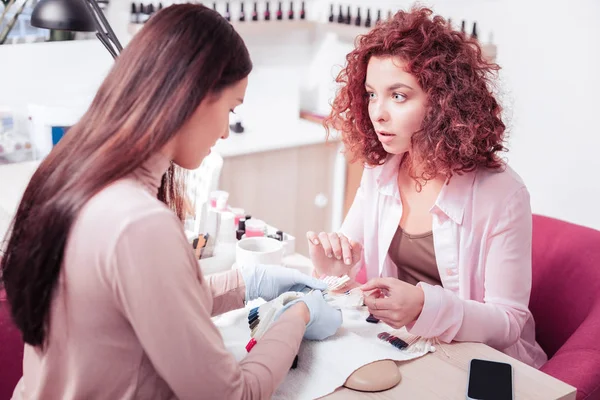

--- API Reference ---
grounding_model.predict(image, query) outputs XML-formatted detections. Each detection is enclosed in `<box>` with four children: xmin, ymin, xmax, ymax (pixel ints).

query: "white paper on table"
<box><xmin>214</xmin><ymin>302</ymin><xmax>434</xmax><ymax>400</ymax></box>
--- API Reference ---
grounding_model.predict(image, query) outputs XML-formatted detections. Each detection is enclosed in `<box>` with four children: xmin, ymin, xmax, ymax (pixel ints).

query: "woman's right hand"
<box><xmin>306</xmin><ymin>231</ymin><xmax>362</xmax><ymax>277</ymax></box>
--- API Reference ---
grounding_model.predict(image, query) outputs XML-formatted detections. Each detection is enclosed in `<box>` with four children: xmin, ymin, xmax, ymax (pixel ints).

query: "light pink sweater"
<box><xmin>341</xmin><ymin>154</ymin><xmax>547</xmax><ymax>368</ymax></box>
<box><xmin>12</xmin><ymin>153</ymin><xmax>305</xmax><ymax>399</ymax></box>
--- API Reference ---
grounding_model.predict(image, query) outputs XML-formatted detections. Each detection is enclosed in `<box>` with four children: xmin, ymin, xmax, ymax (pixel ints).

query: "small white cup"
<box><xmin>236</xmin><ymin>237</ymin><xmax>284</xmax><ymax>269</ymax></box>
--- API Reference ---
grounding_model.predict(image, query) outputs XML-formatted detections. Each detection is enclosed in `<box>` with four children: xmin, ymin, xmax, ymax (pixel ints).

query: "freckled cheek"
<box><xmin>393</xmin><ymin>107</ymin><xmax>424</xmax><ymax>133</ymax></box>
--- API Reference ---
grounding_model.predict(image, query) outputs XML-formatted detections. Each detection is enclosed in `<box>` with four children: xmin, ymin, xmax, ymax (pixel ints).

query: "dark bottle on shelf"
<box><xmin>328</xmin><ymin>4</ymin><xmax>334</xmax><ymax>22</ymax></box>
<box><xmin>252</xmin><ymin>1</ymin><xmax>258</xmax><ymax>21</ymax></box>
<box><xmin>130</xmin><ymin>2</ymin><xmax>138</xmax><ymax>24</ymax></box>
<box><xmin>157</xmin><ymin>2</ymin><xmax>162</xmax><ymax>10</ymax></box>
<box><xmin>300</xmin><ymin>1</ymin><xmax>305</xmax><ymax>20</ymax></box>
<box><xmin>276</xmin><ymin>1</ymin><xmax>283</xmax><ymax>20</ymax></box>
<box><xmin>264</xmin><ymin>1</ymin><xmax>270</xmax><ymax>20</ymax></box>
<box><xmin>239</xmin><ymin>2</ymin><xmax>245</xmax><ymax>21</ymax></box>
<box><xmin>337</xmin><ymin>5</ymin><xmax>343</xmax><ymax>23</ymax></box>
<box><xmin>376</xmin><ymin>9</ymin><xmax>381</xmax><ymax>24</ymax></box>
<box><xmin>212</xmin><ymin>2</ymin><xmax>217</xmax><ymax>11</ymax></box>
<box><xmin>288</xmin><ymin>1</ymin><xmax>294</xmax><ymax>20</ymax></box>
<box><xmin>461</xmin><ymin>20</ymin><xmax>466</xmax><ymax>34</ymax></box>
<box><xmin>138</xmin><ymin>3</ymin><xmax>149</xmax><ymax>23</ymax></box>
<box><xmin>354</xmin><ymin>7</ymin><xmax>361</xmax><ymax>26</ymax></box>
<box><xmin>345</xmin><ymin>5</ymin><xmax>351</xmax><ymax>24</ymax></box>
<box><xmin>224</xmin><ymin>2</ymin><xmax>231</xmax><ymax>21</ymax></box>
<box><xmin>471</xmin><ymin>21</ymin><xmax>478</xmax><ymax>39</ymax></box>
<box><xmin>147</xmin><ymin>3</ymin><xmax>154</xmax><ymax>17</ymax></box>
<box><xmin>365</xmin><ymin>8</ymin><xmax>371</xmax><ymax>27</ymax></box>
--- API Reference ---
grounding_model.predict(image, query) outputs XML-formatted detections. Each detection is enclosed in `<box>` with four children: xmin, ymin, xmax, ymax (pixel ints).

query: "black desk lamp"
<box><xmin>30</xmin><ymin>0</ymin><xmax>122</xmax><ymax>58</ymax></box>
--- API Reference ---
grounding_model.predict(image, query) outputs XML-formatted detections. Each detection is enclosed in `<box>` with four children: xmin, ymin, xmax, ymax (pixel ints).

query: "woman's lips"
<box><xmin>377</xmin><ymin>131</ymin><xmax>396</xmax><ymax>144</ymax></box>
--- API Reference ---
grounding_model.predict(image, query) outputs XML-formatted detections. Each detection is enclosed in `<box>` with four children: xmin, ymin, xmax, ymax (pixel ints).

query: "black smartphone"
<box><xmin>467</xmin><ymin>359</ymin><xmax>513</xmax><ymax>400</ymax></box>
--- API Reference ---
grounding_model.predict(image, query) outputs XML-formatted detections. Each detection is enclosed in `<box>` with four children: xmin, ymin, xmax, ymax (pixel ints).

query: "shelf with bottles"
<box><xmin>128</xmin><ymin>1</ymin><xmax>313</xmax><ymax>38</ymax></box>
<box><xmin>322</xmin><ymin>4</ymin><xmax>497</xmax><ymax>63</ymax></box>
<box><xmin>0</xmin><ymin>110</ymin><xmax>34</xmax><ymax>165</ymax></box>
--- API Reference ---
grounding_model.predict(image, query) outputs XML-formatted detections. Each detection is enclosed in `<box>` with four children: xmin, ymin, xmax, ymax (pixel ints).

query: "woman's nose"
<box><xmin>372</xmin><ymin>102</ymin><xmax>389</xmax><ymax>123</ymax></box>
<box><xmin>221</xmin><ymin>125</ymin><xmax>230</xmax><ymax>140</ymax></box>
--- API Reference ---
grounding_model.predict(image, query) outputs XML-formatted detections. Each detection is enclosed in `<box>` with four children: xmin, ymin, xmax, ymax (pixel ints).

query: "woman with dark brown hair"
<box><xmin>307</xmin><ymin>7</ymin><xmax>547</xmax><ymax>368</ymax></box>
<box><xmin>1</xmin><ymin>5</ymin><xmax>341</xmax><ymax>399</ymax></box>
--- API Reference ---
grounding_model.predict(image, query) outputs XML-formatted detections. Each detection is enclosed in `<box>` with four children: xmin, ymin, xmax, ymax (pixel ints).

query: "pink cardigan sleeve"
<box><xmin>407</xmin><ymin>187</ymin><xmax>533</xmax><ymax>350</ymax></box>
<box><xmin>110</xmin><ymin>209</ymin><xmax>305</xmax><ymax>399</ymax></box>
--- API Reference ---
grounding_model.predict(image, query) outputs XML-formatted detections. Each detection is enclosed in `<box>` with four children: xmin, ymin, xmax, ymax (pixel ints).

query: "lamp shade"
<box><xmin>31</xmin><ymin>0</ymin><xmax>96</xmax><ymax>32</ymax></box>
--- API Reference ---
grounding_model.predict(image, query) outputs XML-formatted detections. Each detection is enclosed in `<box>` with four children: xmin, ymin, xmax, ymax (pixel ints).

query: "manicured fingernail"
<box><xmin>336</xmin><ymin>255</ymin><xmax>341</xmax><ymax>260</ymax></box>
<box><xmin>345</xmin><ymin>258</ymin><xmax>351</xmax><ymax>265</ymax></box>
<box><xmin>327</xmin><ymin>253</ymin><xmax>333</xmax><ymax>258</ymax></box>
<box><xmin>313</xmin><ymin>239</ymin><xmax>319</xmax><ymax>245</ymax></box>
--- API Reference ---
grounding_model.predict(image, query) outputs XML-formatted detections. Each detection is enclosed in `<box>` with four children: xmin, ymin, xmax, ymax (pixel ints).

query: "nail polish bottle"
<box><xmin>354</xmin><ymin>7</ymin><xmax>361</xmax><ymax>26</ymax></box>
<box><xmin>147</xmin><ymin>3</ymin><xmax>154</xmax><ymax>17</ymax></box>
<box><xmin>138</xmin><ymin>3</ymin><xmax>148</xmax><ymax>23</ymax></box>
<box><xmin>288</xmin><ymin>1</ymin><xmax>294</xmax><ymax>20</ymax></box>
<box><xmin>264</xmin><ymin>1</ymin><xmax>270</xmax><ymax>20</ymax></box>
<box><xmin>365</xmin><ymin>9</ymin><xmax>371</xmax><ymax>27</ymax></box>
<box><xmin>300</xmin><ymin>1</ymin><xmax>305</xmax><ymax>20</ymax></box>
<box><xmin>471</xmin><ymin>21</ymin><xmax>478</xmax><ymax>39</ymax></box>
<box><xmin>345</xmin><ymin>5</ymin><xmax>351</xmax><ymax>24</ymax></box>
<box><xmin>276</xmin><ymin>1</ymin><xmax>283</xmax><ymax>20</ymax></box>
<box><xmin>461</xmin><ymin>20</ymin><xmax>466</xmax><ymax>34</ymax></box>
<box><xmin>239</xmin><ymin>2</ymin><xmax>245</xmax><ymax>21</ymax></box>
<box><xmin>337</xmin><ymin>5</ymin><xmax>343</xmax><ymax>24</ymax></box>
<box><xmin>447</xmin><ymin>18</ymin><xmax>452</xmax><ymax>29</ymax></box>
<box><xmin>224</xmin><ymin>2</ymin><xmax>231</xmax><ymax>21</ymax></box>
<box><xmin>130</xmin><ymin>2</ymin><xmax>138</xmax><ymax>23</ymax></box>
<box><xmin>212</xmin><ymin>1</ymin><xmax>217</xmax><ymax>11</ymax></box>
<box><xmin>252</xmin><ymin>1</ymin><xmax>258</xmax><ymax>21</ymax></box>
<box><xmin>387</xmin><ymin>10</ymin><xmax>392</xmax><ymax>20</ymax></box>
<box><xmin>328</xmin><ymin>4</ymin><xmax>334</xmax><ymax>22</ymax></box>
<box><xmin>157</xmin><ymin>2</ymin><xmax>162</xmax><ymax>10</ymax></box>
<box><xmin>376</xmin><ymin>9</ymin><xmax>381</xmax><ymax>24</ymax></box>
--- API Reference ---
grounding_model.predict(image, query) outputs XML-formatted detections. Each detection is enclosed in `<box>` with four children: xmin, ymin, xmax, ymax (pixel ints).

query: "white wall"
<box><xmin>0</xmin><ymin>39</ymin><xmax>113</xmax><ymax>128</ymax></box>
<box><xmin>493</xmin><ymin>0</ymin><xmax>600</xmax><ymax>231</ymax></box>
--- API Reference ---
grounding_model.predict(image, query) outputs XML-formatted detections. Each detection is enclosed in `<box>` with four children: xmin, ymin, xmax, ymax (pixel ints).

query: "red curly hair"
<box><xmin>325</xmin><ymin>7</ymin><xmax>506</xmax><ymax>182</ymax></box>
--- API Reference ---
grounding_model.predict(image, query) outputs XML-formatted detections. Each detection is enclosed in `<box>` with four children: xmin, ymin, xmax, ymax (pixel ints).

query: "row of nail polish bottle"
<box><xmin>461</xmin><ymin>20</ymin><xmax>479</xmax><ymax>40</ymax></box>
<box><xmin>130</xmin><ymin>2</ymin><xmax>164</xmax><ymax>23</ymax></box>
<box><xmin>327</xmin><ymin>4</ymin><xmax>394</xmax><ymax>28</ymax></box>
<box><xmin>130</xmin><ymin>1</ymin><xmax>306</xmax><ymax>25</ymax></box>
<box><xmin>215</xmin><ymin>1</ymin><xmax>306</xmax><ymax>22</ymax></box>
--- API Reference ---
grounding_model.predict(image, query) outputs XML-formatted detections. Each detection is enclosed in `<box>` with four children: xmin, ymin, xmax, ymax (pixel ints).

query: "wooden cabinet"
<box><xmin>219</xmin><ymin>142</ymin><xmax>340</xmax><ymax>256</ymax></box>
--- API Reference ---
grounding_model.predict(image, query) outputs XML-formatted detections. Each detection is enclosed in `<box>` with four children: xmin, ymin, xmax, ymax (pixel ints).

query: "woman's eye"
<box><xmin>230</xmin><ymin>109</ymin><xmax>236</xmax><ymax>114</ymax></box>
<box><xmin>392</xmin><ymin>93</ymin><xmax>407</xmax><ymax>102</ymax></box>
<box><xmin>367</xmin><ymin>92</ymin><xmax>376</xmax><ymax>100</ymax></box>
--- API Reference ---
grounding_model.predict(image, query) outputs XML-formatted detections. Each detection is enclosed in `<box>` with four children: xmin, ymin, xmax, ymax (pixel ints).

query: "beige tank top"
<box><xmin>388</xmin><ymin>226</ymin><xmax>442</xmax><ymax>286</ymax></box>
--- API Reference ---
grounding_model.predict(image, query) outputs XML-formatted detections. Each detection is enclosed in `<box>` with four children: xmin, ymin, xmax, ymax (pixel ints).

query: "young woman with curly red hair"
<box><xmin>306</xmin><ymin>7</ymin><xmax>547</xmax><ymax>368</ymax></box>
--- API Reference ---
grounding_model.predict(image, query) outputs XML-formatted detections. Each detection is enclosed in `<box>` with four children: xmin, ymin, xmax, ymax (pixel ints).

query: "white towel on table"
<box><xmin>214</xmin><ymin>301</ymin><xmax>433</xmax><ymax>400</ymax></box>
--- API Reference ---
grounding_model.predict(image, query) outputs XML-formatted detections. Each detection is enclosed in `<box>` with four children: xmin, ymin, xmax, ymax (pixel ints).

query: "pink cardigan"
<box><xmin>12</xmin><ymin>153</ymin><xmax>305</xmax><ymax>399</ymax></box>
<box><xmin>341</xmin><ymin>154</ymin><xmax>547</xmax><ymax>368</ymax></box>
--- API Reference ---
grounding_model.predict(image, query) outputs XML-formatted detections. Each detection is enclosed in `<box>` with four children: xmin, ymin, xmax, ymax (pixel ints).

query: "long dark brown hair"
<box><xmin>0</xmin><ymin>4</ymin><xmax>252</xmax><ymax>347</ymax></box>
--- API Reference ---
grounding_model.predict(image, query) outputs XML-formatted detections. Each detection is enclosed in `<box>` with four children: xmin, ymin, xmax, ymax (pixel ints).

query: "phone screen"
<box><xmin>467</xmin><ymin>359</ymin><xmax>513</xmax><ymax>400</ymax></box>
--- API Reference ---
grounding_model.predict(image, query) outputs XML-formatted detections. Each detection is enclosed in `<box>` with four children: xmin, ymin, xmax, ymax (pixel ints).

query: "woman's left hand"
<box><xmin>360</xmin><ymin>278</ymin><xmax>425</xmax><ymax>329</ymax></box>
<box><xmin>240</xmin><ymin>264</ymin><xmax>327</xmax><ymax>302</ymax></box>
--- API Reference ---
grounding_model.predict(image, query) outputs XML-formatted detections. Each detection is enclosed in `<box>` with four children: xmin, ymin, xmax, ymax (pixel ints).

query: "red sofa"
<box><xmin>530</xmin><ymin>215</ymin><xmax>600</xmax><ymax>400</ymax></box>
<box><xmin>0</xmin><ymin>289</ymin><xmax>23</xmax><ymax>400</ymax></box>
